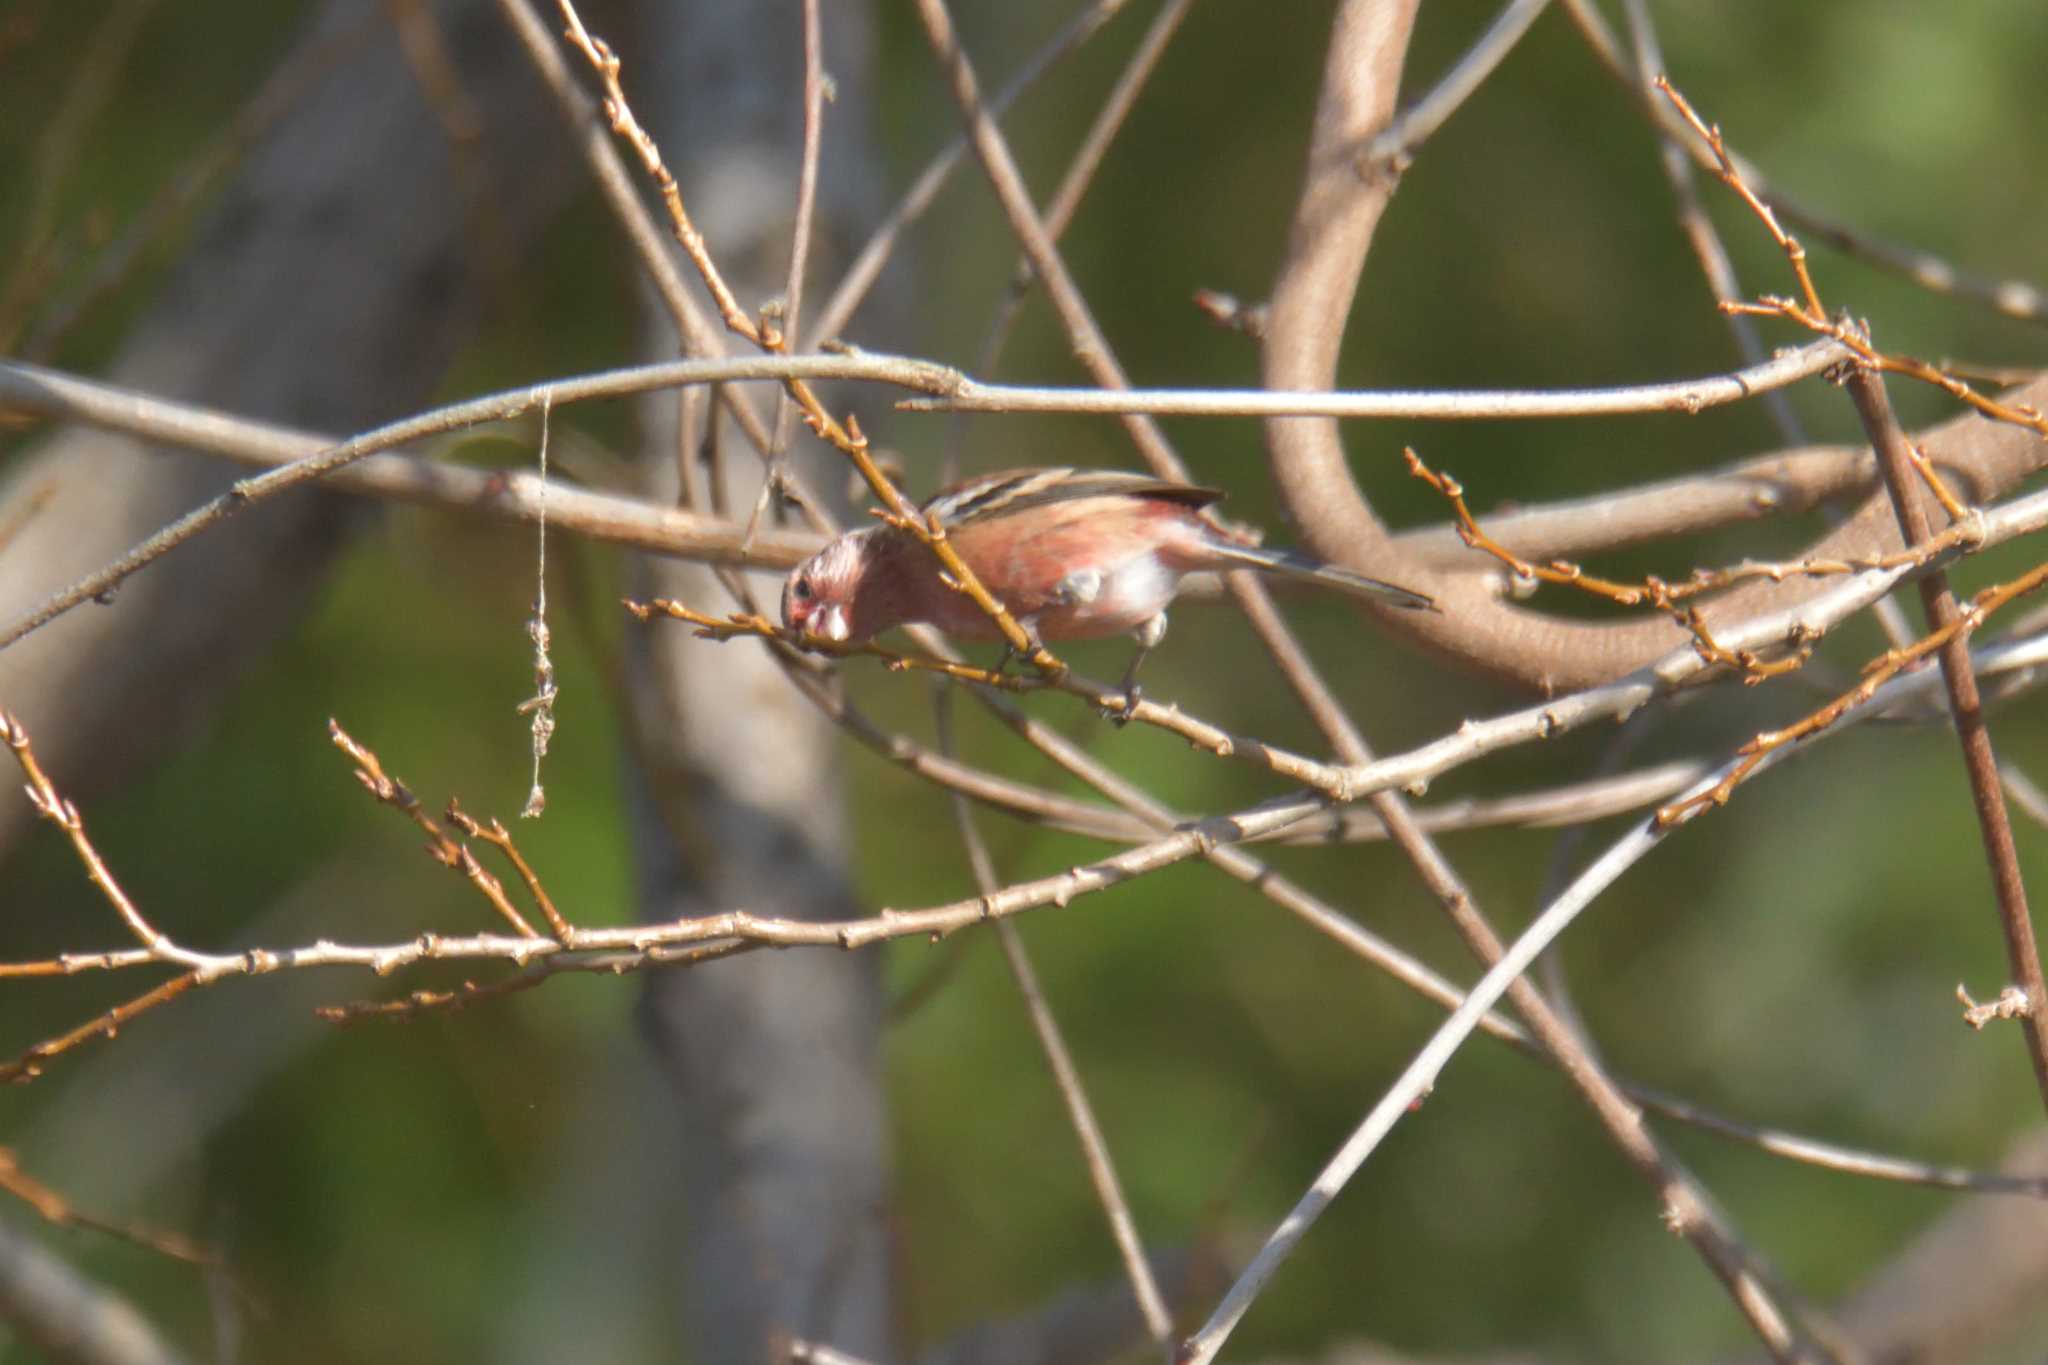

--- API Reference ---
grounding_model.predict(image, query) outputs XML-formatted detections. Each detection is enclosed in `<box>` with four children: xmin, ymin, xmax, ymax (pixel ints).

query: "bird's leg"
<box><xmin>1107</xmin><ymin>612</ymin><xmax>1168</xmax><ymax>724</ymax></box>
<box><xmin>994</xmin><ymin>567</ymin><xmax>1100</xmax><ymax>686</ymax></box>
<box><xmin>993</xmin><ymin>615</ymin><xmax>1047</xmax><ymax>679</ymax></box>
<box><xmin>991</xmin><ymin>565</ymin><xmax>1098</xmax><ymax>678</ymax></box>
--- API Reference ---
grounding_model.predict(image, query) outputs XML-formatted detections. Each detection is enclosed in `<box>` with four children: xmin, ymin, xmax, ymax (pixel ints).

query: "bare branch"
<box><xmin>903</xmin><ymin>337</ymin><xmax>1851</xmax><ymax>417</ymax></box>
<box><xmin>963</xmin><ymin>0</ymin><xmax>1197</xmax><ymax>422</ymax></box>
<box><xmin>927</xmin><ymin>680</ymin><xmax>1173</xmax><ymax>1344</ymax></box>
<box><xmin>1183</xmin><ymin>752</ymin><xmax>1808</xmax><ymax>1365</ymax></box>
<box><xmin>1620</xmin><ymin>0</ymin><xmax>1806</xmax><ymax>446</ymax></box>
<box><xmin>0</xmin><ymin>351</ymin><xmax>962</xmax><ymax>650</ymax></box>
<box><xmin>806</xmin><ymin>0</ymin><xmax>1140</xmax><ymax>349</ymax></box>
<box><xmin>0</xmin><ymin>1220</ymin><xmax>192</xmax><ymax>1365</ymax></box>
<box><xmin>1362</xmin><ymin>0</ymin><xmax>1555</xmax><ymax>169</ymax></box>
<box><xmin>994</xmin><ymin>893</ymin><xmax>1173</xmax><ymax>1343</ymax></box>
<box><xmin>0</xmin><ymin>358</ymin><xmax>825</xmax><ymax>570</ymax></box>
<box><xmin>1559</xmin><ymin>0</ymin><xmax>2048</xmax><ymax>329</ymax></box>
<box><xmin>1847</xmin><ymin>365</ymin><xmax>2048</xmax><ymax>1115</ymax></box>
<box><xmin>1392</xmin><ymin>439</ymin><xmax>1874</xmax><ymax>567</ymax></box>
<box><xmin>0</xmin><ymin>1149</ymin><xmax>218</xmax><ymax>1270</ymax></box>
<box><xmin>1262</xmin><ymin>2</ymin><xmax>2048</xmax><ymax>693</ymax></box>
<box><xmin>491</xmin><ymin>0</ymin><xmax>802</xmax><ymax>515</ymax></box>
<box><xmin>2</xmin><ymin>712</ymin><xmax>217</xmax><ymax>970</ymax></box>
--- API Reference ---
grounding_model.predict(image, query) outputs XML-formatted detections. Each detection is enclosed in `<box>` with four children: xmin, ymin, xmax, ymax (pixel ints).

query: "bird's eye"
<box><xmin>793</xmin><ymin>577</ymin><xmax>814</xmax><ymax>601</ymax></box>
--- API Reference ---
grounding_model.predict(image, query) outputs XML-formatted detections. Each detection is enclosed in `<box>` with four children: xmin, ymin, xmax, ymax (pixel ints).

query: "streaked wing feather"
<box><xmin>922</xmin><ymin>467</ymin><xmax>1223</xmax><ymax>526</ymax></box>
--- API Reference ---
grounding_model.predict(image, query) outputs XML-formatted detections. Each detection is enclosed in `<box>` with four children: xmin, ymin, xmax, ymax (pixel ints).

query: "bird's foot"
<box><xmin>992</xmin><ymin>618</ymin><xmax>1051</xmax><ymax>681</ymax></box>
<box><xmin>1103</xmin><ymin>643</ymin><xmax>1152</xmax><ymax>726</ymax></box>
<box><xmin>1100</xmin><ymin>681</ymin><xmax>1144</xmax><ymax>727</ymax></box>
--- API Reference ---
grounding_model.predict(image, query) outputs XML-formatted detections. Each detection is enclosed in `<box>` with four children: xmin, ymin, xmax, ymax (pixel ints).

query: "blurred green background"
<box><xmin>4</xmin><ymin>1</ymin><xmax>2048</xmax><ymax>1361</ymax></box>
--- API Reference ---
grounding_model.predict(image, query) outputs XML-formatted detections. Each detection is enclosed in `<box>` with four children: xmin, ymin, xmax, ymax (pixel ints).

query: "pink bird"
<box><xmin>781</xmin><ymin>467</ymin><xmax>1433</xmax><ymax>695</ymax></box>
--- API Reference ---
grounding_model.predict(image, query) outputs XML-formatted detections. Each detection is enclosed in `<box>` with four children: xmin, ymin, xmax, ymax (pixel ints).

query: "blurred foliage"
<box><xmin>4</xmin><ymin>1</ymin><xmax>2048</xmax><ymax>1362</ymax></box>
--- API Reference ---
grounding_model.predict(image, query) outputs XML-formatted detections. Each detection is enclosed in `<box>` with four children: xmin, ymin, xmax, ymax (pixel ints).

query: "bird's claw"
<box><xmin>992</xmin><ymin>620</ymin><xmax>1049</xmax><ymax>680</ymax></box>
<box><xmin>1101</xmin><ymin>682</ymin><xmax>1143</xmax><ymax>726</ymax></box>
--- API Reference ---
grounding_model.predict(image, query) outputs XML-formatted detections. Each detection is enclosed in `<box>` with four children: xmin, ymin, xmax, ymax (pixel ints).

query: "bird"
<box><xmin>780</xmin><ymin>467</ymin><xmax>1434</xmax><ymax>699</ymax></box>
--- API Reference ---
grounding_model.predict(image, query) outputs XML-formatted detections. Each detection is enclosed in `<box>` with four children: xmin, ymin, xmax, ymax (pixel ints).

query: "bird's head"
<box><xmin>781</xmin><ymin>531</ymin><xmax>871</xmax><ymax>643</ymax></box>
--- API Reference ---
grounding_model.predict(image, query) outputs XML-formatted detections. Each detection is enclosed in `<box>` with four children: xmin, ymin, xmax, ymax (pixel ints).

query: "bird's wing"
<box><xmin>922</xmin><ymin>467</ymin><xmax>1223</xmax><ymax>526</ymax></box>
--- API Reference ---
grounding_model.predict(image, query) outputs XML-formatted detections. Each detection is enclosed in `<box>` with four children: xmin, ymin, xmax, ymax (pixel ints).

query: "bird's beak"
<box><xmin>816</xmin><ymin>604</ymin><xmax>850</xmax><ymax>643</ymax></box>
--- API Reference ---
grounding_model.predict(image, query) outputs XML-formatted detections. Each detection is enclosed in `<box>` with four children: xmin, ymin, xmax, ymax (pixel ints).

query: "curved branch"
<box><xmin>1261</xmin><ymin>1</ymin><xmax>2048</xmax><ymax>693</ymax></box>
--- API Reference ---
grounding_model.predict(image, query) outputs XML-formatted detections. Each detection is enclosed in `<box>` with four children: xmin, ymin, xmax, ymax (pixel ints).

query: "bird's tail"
<box><xmin>1208</xmin><ymin>541</ymin><xmax>1437</xmax><ymax>612</ymax></box>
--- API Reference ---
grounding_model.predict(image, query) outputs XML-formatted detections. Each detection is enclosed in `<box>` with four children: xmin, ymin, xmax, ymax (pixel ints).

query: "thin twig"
<box><xmin>1407</xmin><ymin>448</ymin><xmax>1848</xmax><ymax>680</ymax></box>
<box><xmin>1354</xmin><ymin>481</ymin><xmax>2048</xmax><ymax>806</ymax></box>
<box><xmin>1656</xmin><ymin>556</ymin><xmax>2048</xmax><ymax>822</ymax></box>
<box><xmin>782</xmin><ymin>0</ymin><xmax>825</xmax><ymax>356</ymax></box>
<box><xmin>0</xmin><ymin>356</ymin><xmax>828</xmax><ymax>569</ymax></box>
<box><xmin>1559</xmin><ymin>0</ymin><xmax>2048</xmax><ymax>328</ymax></box>
<box><xmin>901</xmin><ymin>336</ymin><xmax>1852</xmax><ymax>417</ymax></box>
<box><xmin>743</xmin><ymin>0</ymin><xmax>828</xmax><ymax>548</ymax></box>
<box><xmin>0</xmin><ymin>337</ymin><xmax>1859</xmax><ymax>589</ymax></box>
<box><xmin>1627</xmin><ymin>17</ymin><xmax>1922</xmax><ymax>668</ymax></box>
<box><xmin>0</xmin><ymin>1148</ymin><xmax>219</xmax><ymax>1268</ymax></box>
<box><xmin>991</xmin><ymin>921</ymin><xmax>1175</xmax><ymax>1343</ymax></box>
<box><xmin>328</xmin><ymin>722</ymin><xmax>541</xmax><ymax>939</ymax></box>
<box><xmin>1393</xmin><ymin>439</ymin><xmax>1877</xmax><ymax>569</ymax></box>
<box><xmin>965</xmin><ymin>0</ymin><xmax>1196</xmax><ymax>401</ymax></box>
<box><xmin>2</xmin><ymin>972</ymin><xmax>204</xmax><ymax>1084</ymax></box>
<box><xmin>1239</xmin><ymin>474</ymin><xmax>1818</xmax><ymax>1355</ymax></box>
<box><xmin>17</xmin><ymin>634</ymin><xmax>2048</xmax><ymax>1104</ymax></box>
<box><xmin>492</xmin><ymin>0</ymin><xmax>831</xmax><ymax>529</ymax></box>
<box><xmin>448</xmin><ymin>803</ymin><xmax>575</xmax><ymax>941</ymax></box>
<box><xmin>554</xmin><ymin>0</ymin><xmax>1063</xmax><ymax>670</ymax></box>
<box><xmin>1</xmin><ymin>463</ymin><xmax>2038</xmax><ymax>1030</ymax></box>
<box><xmin>940</xmin><ymin>643</ymin><xmax>2048</xmax><ymax>1208</ymax></box>
<box><xmin>1181</xmin><ymin>755</ymin><xmax>1814</xmax><ymax>1364</ymax></box>
<box><xmin>896</xmin><ymin>48</ymin><xmax>1944</xmax><ymax>1316</ymax></box>
<box><xmin>1846</xmin><ymin>365</ymin><xmax>2048</xmax><ymax>1116</ymax></box>
<box><xmin>2</xmin><ymin>711</ymin><xmax>215</xmax><ymax>970</ymax></box>
<box><xmin>910</xmin><ymin>0</ymin><xmax>1264</xmax><ymax>506</ymax></box>
<box><xmin>933</xmin><ymin>693</ymin><xmax>1173</xmax><ymax>1346</ymax></box>
<box><xmin>0</xmin><ymin>351</ymin><xmax>961</xmax><ymax>651</ymax></box>
<box><xmin>805</xmin><ymin>0</ymin><xmax>1138</xmax><ymax>349</ymax></box>
<box><xmin>625</xmin><ymin>596</ymin><xmax>1358</xmax><ymax>792</ymax></box>
<box><xmin>1362</xmin><ymin>0</ymin><xmax>1554</xmax><ymax>169</ymax></box>
<box><xmin>1658</xmin><ymin>78</ymin><xmax>2048</xmax><ymax>443</ymax></box>
<box><xmin>0</xmin><ymin>351</ymin><xmax>1959</xmax><ymax>591</ymax></box>
<box><xmin>556</xmin><ymin>0</ymin><xmax>758</xmax><ymax>343</ymax></box>
<box><xmin>1620</xmin><ymin>0</ymin><xmax>1803</xmax><ymax>445</ymax></box>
